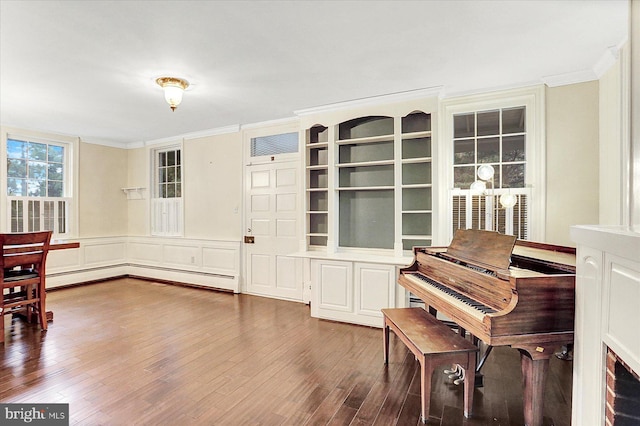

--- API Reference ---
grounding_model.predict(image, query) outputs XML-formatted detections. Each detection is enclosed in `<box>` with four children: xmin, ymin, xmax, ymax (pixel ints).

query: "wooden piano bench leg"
<box><xmin>420</xmin><ymin>356</ymin><xmax>433</xmax><ymax>424</ymax></box>
<box><xmin>463</xmin><ymin>351</ymin><xmax>477</xmax><ymax>418</ymax></box>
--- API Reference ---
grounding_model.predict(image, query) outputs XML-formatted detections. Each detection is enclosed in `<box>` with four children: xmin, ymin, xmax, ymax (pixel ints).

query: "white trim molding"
<box><xmin>294</xmin><ymin>87</ymin><xmax>444</xmax><ymax>117</ymax></box>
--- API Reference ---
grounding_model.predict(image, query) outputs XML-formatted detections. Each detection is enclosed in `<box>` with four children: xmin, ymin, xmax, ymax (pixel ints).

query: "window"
<box><xmin>151</xmin><ymin>146</ymin><xmax>183</xmax><ymax>236</ymax></box>
<box><xmin>251</xmin><ymin>132</ymin><xmax>298</xmax><ymax>157</ymax></box>
<box><xmin>5</xmin><ymin>137</ymin><xmax>71</xmax><ymax>236</ymax></box>
<box><xmin>442</xmin><ymin>87</ymin><xmax>544</xmax><ymax>242</ymax></box>
<box><xmin>451</xmin><ymin>107</ymin><xmax>529</xmax><ymax>238</ymax></box>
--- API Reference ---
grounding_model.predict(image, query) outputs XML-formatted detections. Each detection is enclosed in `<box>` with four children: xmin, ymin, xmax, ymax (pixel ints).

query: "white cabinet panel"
<box><xmin>355</xmin><ymin>263</ymin><xmax>395</xmax><ymax>320</ymax></box>
<box><xmin>311</xmin><ymin>259</ymin><xmax>397</xmax><ymax>327</ymax></box>
<box><xmin>315</xmin><ymin>260</ymin><xmax>352</xmax><ymax>312</ymax></box>
<box><xmin>604</xmin><ymin>256</ymin><xmax>640</xmax><ymax>375</ymax></box>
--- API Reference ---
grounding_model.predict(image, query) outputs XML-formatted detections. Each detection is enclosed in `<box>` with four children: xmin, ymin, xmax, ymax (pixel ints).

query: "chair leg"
<box><xmin>1</xmin><ymin>310</ymin><xmax>4</xmax><ymax>344</ymax></box>
<box><xmin>37</xmin><ymin>285</ymin><xmax>47</xmax><ymax>331</ymax></box>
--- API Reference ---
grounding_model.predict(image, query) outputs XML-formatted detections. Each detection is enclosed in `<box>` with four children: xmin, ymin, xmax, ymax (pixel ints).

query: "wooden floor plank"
<box><xmin>1</xmin><ymin>278</ymin><xmax>573</xmax><ymax>425</ymax></box>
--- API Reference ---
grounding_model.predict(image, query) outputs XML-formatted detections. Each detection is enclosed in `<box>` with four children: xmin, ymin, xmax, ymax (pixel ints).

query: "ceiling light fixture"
<box><xmin>155</xmin><ymin>76</ymin><xmax>189</xmax><ymax>111</ymax></box>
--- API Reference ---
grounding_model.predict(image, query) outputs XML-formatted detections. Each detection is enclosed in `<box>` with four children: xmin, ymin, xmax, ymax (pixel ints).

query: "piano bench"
<box><xmin>381</xmin><ymin>307</ymin><xmax>478</xmax><ymax>423</ymax></box>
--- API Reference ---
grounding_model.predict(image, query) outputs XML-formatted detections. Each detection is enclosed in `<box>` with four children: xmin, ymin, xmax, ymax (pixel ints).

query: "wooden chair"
<box><xmin>1</xmin><ymin>231</ymin><xmax>52</xmax><ymax>342</ymax></box>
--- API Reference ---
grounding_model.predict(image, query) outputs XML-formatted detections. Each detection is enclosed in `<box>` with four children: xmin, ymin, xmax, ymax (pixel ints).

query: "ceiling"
<box><xmin>0</xmin><ymin>0</ymin><xmax>629</xmax><ymax>146</ymax></box>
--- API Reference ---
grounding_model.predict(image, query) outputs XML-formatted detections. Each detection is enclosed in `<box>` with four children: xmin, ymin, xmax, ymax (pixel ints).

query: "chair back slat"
<box><xmin>1</xmin><ymin>231</ymin><xmax>52</xmax><ymax>272</ymax></box>
<box><xmin>3</xmin><ymin>252</ymin><xmax>45</xmax><ymax>269</ymax></box>
<box><xmin>2</xmin><ymin>231</ymin><xmax>52</xmax><ymax>247</ymax></box>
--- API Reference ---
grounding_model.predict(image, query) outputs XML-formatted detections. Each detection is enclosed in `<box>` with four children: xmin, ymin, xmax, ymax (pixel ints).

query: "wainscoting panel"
<box><xmin>47</xmin><ymin>237</ymin><xmax>129</xmax><ymax>289</ymax></box>
<box><xmin>45</xmin><ymin>236</ymin><xmax>241</xmax><ymax>293</ymax></box>
<box><xmin>161</xmin><ymin>243</ymin><xmax>200</xmax><ymax>268</ymax></box>
<box><xmin>202</xmin><ymin>246</ymin><xmax>238</xmax><ymax>276</ymax></box>
<box><xmin>84</xmin><ymin>241</ymin><xmax>127</xmax><ymax>266</ymax></box>
<box><xmin>48</xmin><ymin>245</ymin><xmax>81</xmax><ymax>270</ymax></box>
<box><xmin>128</xmin><ymin>242</ymin><xmax>163</xmax><ymax>264</ymax></box>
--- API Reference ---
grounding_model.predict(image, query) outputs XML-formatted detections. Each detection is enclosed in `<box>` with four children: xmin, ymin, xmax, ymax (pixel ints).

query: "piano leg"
<box><xmin>518</xmin><ymin>349</ymin><xmax>550</xmax><ymax>426</ymax></box>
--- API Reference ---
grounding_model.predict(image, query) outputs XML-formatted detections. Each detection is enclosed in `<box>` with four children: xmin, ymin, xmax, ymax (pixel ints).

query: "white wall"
<box><xmin>183</xmin><ymin>132</ymin><xmax>242</xmax><ymax>240</ymax></box>
<box><xmin>598</xmin><ymin>52</ymin><xmax>625</xmax><ymax>226</ymax></box>
<box><xmin>78</xmin><ymin>141</ymin><xmax>128</xmax><ymax>237</ymax></box>
<box><xmin>545</xmin><ymin>81</ymin><xmax>600</xmax><ymax>246</ymax></box>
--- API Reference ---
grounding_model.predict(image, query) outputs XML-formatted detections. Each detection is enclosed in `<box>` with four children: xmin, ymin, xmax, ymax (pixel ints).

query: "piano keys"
<box><xmin>398</xmin><ymin>229</ymin><xmax>575</xmax><ymax>426</ymax></box>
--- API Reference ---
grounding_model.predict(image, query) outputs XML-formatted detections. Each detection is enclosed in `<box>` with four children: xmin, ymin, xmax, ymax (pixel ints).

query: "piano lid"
<box><xmin>445</xmin><ymin>229</ymin><xmax>517</xmax><ymax>271</ymax></box>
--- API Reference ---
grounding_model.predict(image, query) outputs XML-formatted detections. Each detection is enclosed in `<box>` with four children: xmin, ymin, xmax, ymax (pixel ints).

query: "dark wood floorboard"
<box><xmin>0</xmin><ymin>278</ymin><xmax>572</xmax><ymax>425</ymax></box>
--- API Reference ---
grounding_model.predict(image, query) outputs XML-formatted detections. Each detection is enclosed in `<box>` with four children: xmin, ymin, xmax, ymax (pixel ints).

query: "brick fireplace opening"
<box><xmin>606</xmin><ymin>348</ymin><xmax>640</xmax><ymax>426</ymax></box>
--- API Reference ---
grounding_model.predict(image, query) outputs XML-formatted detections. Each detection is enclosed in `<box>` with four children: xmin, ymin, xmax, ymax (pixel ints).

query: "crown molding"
<box><xmin>181</xmin><ymin>125</ymin><xmax>240</xmax><ymax>140</ymax></box>
<box><xmin>240</xmin><ymin>116</ymin><xmax>299</xmax><ymax>130</ymax></box>
<box><xmin>294</xmin><ymin>87</ymin><xmax>444</xmax><ymax>116</ymax></box>
<box><xmin>440</xmin><ymin>80</ymin><xmax>543</xmax><ymax>100</ymax></box>
<box><xmin>80</xmin><ymin>137</ymin><xmax>130</xmax><ymax>149</ymax></box>
<box><xmin>593</xmin><ymin>47</ymin><xmax>619</xmax><ymax>78</ymax></box>
<box><xmin>541</xmin><ymin>69</ymin><xmax>599</xmax><ymax>88</ymax></box>
<box><xmin>131</xmin><ymin>124</ymin><xmax>241</xmax><ymax>148</ymax></box>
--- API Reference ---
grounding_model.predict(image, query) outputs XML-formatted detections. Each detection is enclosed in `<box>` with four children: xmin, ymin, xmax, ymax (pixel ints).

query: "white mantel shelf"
<box><xmin>570</xmin><ymin>225</ymin><xmax>640</xmax><ymax>425</ymax></box>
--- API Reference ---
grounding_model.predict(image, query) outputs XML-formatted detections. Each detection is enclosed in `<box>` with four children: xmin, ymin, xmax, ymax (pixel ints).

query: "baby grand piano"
<box><xmin>398</xmin><ymin>229</ymin><xmax>575</xmax><ymax>426</ymax></box>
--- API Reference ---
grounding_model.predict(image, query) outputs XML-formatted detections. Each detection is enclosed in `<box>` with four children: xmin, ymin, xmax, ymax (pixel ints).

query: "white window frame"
<box><xmin>437</xmin><ymin>86</ymin><xmax>546</xmax><ymax>244</ymax></box>
<box><xmin>150</xmin><ymin>142</ymin><xmax>184</xmax><ymax>237</ymax></box>
<box><xmin>1</xmin><ymin>130</ymin><xmax>77</xmax><ymax>238</ymax></box>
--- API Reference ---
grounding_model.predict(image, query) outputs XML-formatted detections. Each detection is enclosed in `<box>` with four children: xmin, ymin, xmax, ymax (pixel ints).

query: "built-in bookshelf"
<box><xmin>401</xmin><ymin>111</ymin><xmax>432</xmax><ymax>250</ymax></box>
<box><xmin>306</xmin><ymin>125</ymin><xmax>329</xmax><ymax>247</ymax></box>
<box><xmin>337</xmin><ymin>116</ymin><xmax>395</xmax><ymax>249</ymax></box>
<box><xmin>304</xmin><ymin>111</ymin><xmax>432</xmax><ymax>253</ymax></box>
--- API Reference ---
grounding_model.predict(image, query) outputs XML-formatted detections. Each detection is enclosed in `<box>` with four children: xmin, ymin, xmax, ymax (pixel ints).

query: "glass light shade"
<box><xmin>499</xmin><ymin>193</ymin><xmax>518</xmax><ymax>208</ymax></box>
<box><xmin>470</xmin><ymin>180</ymin><xmax>487</xmax><ymax>194</ymax></box>
<box><xmin>163</xmin><ymin>85</ymin><xmax>184</xmax><ymax>109</ymax></box>
<box><xmin>477</xmin><ymin>164</ymin><xmax>495</xmax><ymax>181</ymax></box>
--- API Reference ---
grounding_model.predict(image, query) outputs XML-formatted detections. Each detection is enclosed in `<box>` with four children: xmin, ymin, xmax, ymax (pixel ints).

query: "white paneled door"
<box><xmin>245</xmin><ymin>160</ymin><xmax>303</xmax><ymax>301</ymax></box>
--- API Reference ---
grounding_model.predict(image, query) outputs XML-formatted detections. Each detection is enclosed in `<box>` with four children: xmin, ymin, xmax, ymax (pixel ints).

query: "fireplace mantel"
<box><xmin>571</xmin><ymin>225</ymin><xmax>640</xmax><ymax>425</ymax></box>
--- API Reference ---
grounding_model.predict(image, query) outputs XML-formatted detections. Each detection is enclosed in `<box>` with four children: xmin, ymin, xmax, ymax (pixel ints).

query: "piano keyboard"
<box><xmin>405</xmin><ymin>272</ymin><xmax>497</xmax><ymax>319</ymax></box>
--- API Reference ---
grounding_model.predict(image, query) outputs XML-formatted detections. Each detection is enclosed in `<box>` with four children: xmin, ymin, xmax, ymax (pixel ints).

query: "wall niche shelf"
<box><xmin>121</xmin><ymin>187</ymin><xmax>146</xmax><ymax>200</ymax></box>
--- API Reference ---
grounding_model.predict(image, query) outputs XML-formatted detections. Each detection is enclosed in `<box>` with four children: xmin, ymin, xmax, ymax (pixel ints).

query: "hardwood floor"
<box><xmin>0</xmin><ymin>278</ymin><xmax>573</xmax><ymax>425</ymax></box>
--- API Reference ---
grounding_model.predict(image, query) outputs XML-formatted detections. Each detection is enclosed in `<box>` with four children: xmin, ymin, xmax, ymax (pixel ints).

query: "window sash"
<box><xmin>8</xmin><ymin>196</ymin><xmax>70</xmax><ymax>236</ymax></box>
<box><xmin>154</xmin><ymin>148</ymin><xmax>182</xmax><ymax>199</ymax></box>
<box><xmin>151</xmin><ymin>198</ymin><xmax>183</xmax><ymax>236</ymax></box>
<box><xmin>451</xmin><ymin>188</ymin><xmax>529</xmax><ymax>239</ymax></box>
<box><xmin>6</xmin><ymin>138</ymin><xmax>67</xmax><ymax>197</ymax></box>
